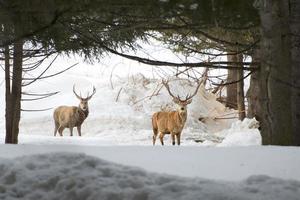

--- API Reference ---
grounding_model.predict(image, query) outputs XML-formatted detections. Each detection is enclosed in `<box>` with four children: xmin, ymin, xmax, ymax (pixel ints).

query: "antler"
<box><xmin>85</xmin><ymin>86</ymin><xmax>96</xmax><ymax>100</ymax></box>
<box><xmin>73</xmin><ymin>84</ymin><xmax>83</xmax><ymax>100</ymax></box>
<box><xmin>73</xmin><ymin>85</ymin><xmax>96</xmax><ymax>100</ymax></box>
<box><xmin>184</xmin><ymin>81</ymin><xmax>201</xmax><ymax>101</ymax></box>
<box><xmin>162</xmin><ymin>80</ymin><xmax>182</xmax><ymax>101</ymax></box>
<box><xmin>162</xmin><ymin>79</ymin><xmax>201</xmax><ymax>102</ymax></box>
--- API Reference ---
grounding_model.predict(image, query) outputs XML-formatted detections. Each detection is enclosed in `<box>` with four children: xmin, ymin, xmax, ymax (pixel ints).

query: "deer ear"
<box><xmin>173</xmin><ymin>98</ymin><xmax>180</xmax><ymax>104</ymax></box>
<box><xmin>186</xmin><ymin>99</ymin><xmax>192</xmax><ymax>105</ymax></box>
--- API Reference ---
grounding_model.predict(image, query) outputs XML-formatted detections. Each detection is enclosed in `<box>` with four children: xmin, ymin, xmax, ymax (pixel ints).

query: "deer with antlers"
<box><xmin>53</xmin><ymin>85</ymin><xmax>96</xmax><ymax>137</ymax></box>
<box><xmin>152</xmin><ymin>80</ymin><xmax>200</xmax><ymax>145</ymax></box>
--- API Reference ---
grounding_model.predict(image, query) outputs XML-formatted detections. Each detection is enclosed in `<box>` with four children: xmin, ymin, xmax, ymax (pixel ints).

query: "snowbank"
<box><xmin>216</xmin><ymin>118</ymin><xmax>261</xmax><ymax>147</ymax></box>
<box><xmin>0</xmin><ymin>152</ymin><xmax>299</xmax><ymax>200</ymax></box>
<box><xmin>1</xmin><ymin>145</ymin><xmax>299</xmax><ymax>181</ymax></box>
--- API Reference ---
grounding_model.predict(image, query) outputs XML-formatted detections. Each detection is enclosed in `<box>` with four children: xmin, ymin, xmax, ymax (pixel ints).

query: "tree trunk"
<box><xmin>5</xmin><ymin>40</ymin><xmax>23</xmax><ymax>144</ymax></box>
<box><xmin>237</xmin><ymin>54</ymin><xmax>245</xmax><ymax>120</ymax></box>
<box><xmin>4</xmin><ymin>45</ymin><xmax>12</xmax><ymax>143</ymax></box>
<box><xmin>246</xmin><ymin>48</ymin><xmax>261</xmax><ymax>122</ymax></box>
<box><xmin>226</xmin><ymin>54</ymin><xmax>238</xmax><ymax>109</ymax></box>
<box><xmin>290</xmin><ymin>0</ymin><xmax>300</xmax><ymax>145</ymax></box>
<box><xmin>259</xmin><ymin>0</ymin><xmax>292</xmax><ymax>145</ymax></box>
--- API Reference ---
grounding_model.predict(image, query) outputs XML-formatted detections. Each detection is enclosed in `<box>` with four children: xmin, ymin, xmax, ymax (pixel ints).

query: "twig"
<box><xmin>132</xmin><ymin>82</ymin><xmax>163</xmax><ymax>105</ymax></box>
<box><xmin>115</xmin><ymin>87</ymin><xmax>123</xmax><ymax>102</ymax></box>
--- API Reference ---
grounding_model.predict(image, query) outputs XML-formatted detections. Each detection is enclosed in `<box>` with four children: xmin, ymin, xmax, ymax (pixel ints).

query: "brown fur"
<box><xmin>53</xmin><ymin>85</ymin><xmax>95</xmax><ymax>137</ymax></box>
<box><xmin>53</xmin><ymin>106</ymin><xmax>89</xmax><ymax>136</ymax></box>
<box><xmin>152</xmin><ymin>100</ymin><xmax>190</xmax><ymax>145</ymax></box>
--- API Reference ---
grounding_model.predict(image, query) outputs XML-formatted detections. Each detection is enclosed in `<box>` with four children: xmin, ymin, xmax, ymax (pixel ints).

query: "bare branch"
<box><xmin>22</xmin><ymin>62</ymin><xmax>78</xmax><ymax>87</ymax></box>
<box><xmin>21</xmin><ymin>91</ymin><xmax>59</xmax><ymax>101</ymax></box>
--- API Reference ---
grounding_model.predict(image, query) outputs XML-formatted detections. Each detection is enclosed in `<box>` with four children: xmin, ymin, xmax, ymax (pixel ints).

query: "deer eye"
<box><xmin>181</xmin><ymin>107</ymin><xmax>184</xmax><ymax>110</ymax></box>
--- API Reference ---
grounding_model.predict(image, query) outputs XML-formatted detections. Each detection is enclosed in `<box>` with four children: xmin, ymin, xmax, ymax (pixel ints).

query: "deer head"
<box><xmin>73</xmin><ymin>85</ymin><xmax>96</xmax><ymax>111</ymax></box>
<box><xmin>162</xmin><ymin>80</ymin><xmax>200</xmax><ymax>113</ymax></box>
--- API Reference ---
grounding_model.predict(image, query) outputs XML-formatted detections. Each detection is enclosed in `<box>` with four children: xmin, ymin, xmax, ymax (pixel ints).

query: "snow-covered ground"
<box><xmin>0</xmin><ymin>54</ymin><xmax>299</xmax><ymax>199</ymax></box>
<box><xmin>0</xmin><ymin>150</ymin><xmax>300</xmax><ymax>200</ymax></box>
<box><xmin>0</xmin><ymin>54</ymin><xmax>260</xmax><ymax>146</ymax></box>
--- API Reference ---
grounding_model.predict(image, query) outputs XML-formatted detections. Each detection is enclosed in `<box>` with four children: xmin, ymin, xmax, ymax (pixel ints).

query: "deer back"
<box><xmin>153</xmin><ymin>110</ymin><xmax>186</xmax><ymax>133</ymax></box>
<box><xmin>54</xmin><ymin>106</ymin><xmax>87</xmax><ymax>128</ymax></box>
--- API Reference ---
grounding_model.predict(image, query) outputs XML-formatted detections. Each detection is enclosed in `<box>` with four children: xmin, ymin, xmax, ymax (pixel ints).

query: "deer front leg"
<box><xmin>159</xmin><ymin>132</ymin><xmax>165</xmax><ymax>146</ymax></box>
<box><xmin>171</xmin><ymin>134</ymin><xmax>175</xmax><ymax>145</ymax></box>
<box><xmin>69</xmin><ymin>127</ymin><xmax>74</xmax><ymax>136</ymax></box>
<box><xmin>176</xmin><ymin>133</ymin><xmax>181</xmax><ymax>145</ymax></box>
<box><xmin>77</xmin><ymin>126</ymin><xmax>82</xmax><ymax>136</ymax></box>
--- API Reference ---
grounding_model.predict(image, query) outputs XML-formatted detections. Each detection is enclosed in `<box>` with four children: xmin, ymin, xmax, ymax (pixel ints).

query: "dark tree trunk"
<box><xmin>226</xmin><ymin>54</ymin><xmax>238</xmax><ymax>109</ymax></box>
<box><xmin>290</xmin><ymin>0</ymin><xmax>300</xmax><ymax>145</ymax></box>
<box><xmin>259</xmin><ymin>0</ymin><xmax>293</xmax><ymax>145</ymax></box>
<box><xmin>237</xmin><ymin>54</ymin><xmax>245</xmax><ymax>120</ymax></box>
<box><xmin>5</xmin><ymin>40</ymin><xmax>23</xmax><ymax>144</ymax></box>
<box><xmin>246</xmin><ymin>48</ymin><xmax>261</xmax><ymax>122</ymax></box>
<box><xmin>4</xmin><ymin>45</ymin><xmax>12</xmax><ymax>143</ymax></box>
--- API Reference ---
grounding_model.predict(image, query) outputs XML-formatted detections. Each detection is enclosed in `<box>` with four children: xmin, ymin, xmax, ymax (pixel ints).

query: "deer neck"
<box><xmin>78</xmin><ymin>106</ymin><xmax>89</xmax><ymax>118</ymax></box>
<box><xmin>176</xmin><ymin>109</ymin><xmax>187</xmax><ymax>124</ymax></box>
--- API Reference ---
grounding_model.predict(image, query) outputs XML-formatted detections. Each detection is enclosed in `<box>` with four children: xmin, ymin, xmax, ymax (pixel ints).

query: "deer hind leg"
<box><xmin>58</xmin><ymin>126</ymin><xmax>64</xmax><ymax>136</ymax></box>
<box><xmin>77</xmin><ymin>126</ymin><xmax>82</xmax><ymax>136</ymax></box>
<box><xmin>176</xmin><ymin>133</ymin><xmax>181</xmax><ymax>145</ymax></box>
<box><xmin>159</xmin><ymin>132</ymin><xmax>165</xmax><ymax>146</ymax></box>
<box><xmin>152</xmin><ymin>128</ymin><xmax>158</xmax><ymax>145</ymax></box>
<box><xmin>54</xmin><ymin>122</ymin><xmax>59</xmax><ymax>136</ymax></box>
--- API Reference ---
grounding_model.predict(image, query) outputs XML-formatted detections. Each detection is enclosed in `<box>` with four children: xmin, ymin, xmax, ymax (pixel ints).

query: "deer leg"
<box><xmin>153</xmin><ymin>134</ymin><xmax>158</xmax><ymax>146</ymax></box>
<box><xmin>77</xmin><ymin>126</ymin><xmax>82</xmax><ymax>136</ymax></box>
<box><xmin>54</xmin><ymin>123</ymin><xmax>59</xmax><ymax>137</ymax></box>
<box><xmin>69</xmin><ymin>127</ymin><xmax>74</xmax><ymax>136</ymax></box>
<box><xmin>58</xmin><ymin>126</ymin><xmax>64</xmax><ymax>137</ymax></box>
<box><xmin>159</xmin><ymin>132</ymin><xmax>165</xmax><ymax>146</ymax></box>
<box><xmin>176</xmin><ymin>133</ymin><xmax>181</xmax><ymax>145</ymax></box>
<box><xmin>152</xmin><ymin>128</ymin><xmax>158</xmax><ymax>145</ymax></box>
<box><xmin>171</xmin><ymin>134</ymin><xmax>175</xmax><ymax>145</ymax></box>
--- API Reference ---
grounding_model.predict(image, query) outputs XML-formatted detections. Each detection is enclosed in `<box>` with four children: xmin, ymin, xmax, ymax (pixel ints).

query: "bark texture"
<box><xmin>290</xmin><ymin>0</ymin><xmax>300</xmax><ymax>145</ymax></box>
<box><xmin>259</xmin><ymin>0</ymin><xmax>293</xmax><ymax>145</ymax></box>
<box><xmin>226</xmin><ymin>54</ymin><xmax>238</xmax><ymax>109</ymax></box>
<box><xmin>246</xmin><ymin>48</ymin><xmax>261</xmax><ymax>122</ymax></box>
<box><xmin>236</xmin><ymin>54</ymin><xmax>246</xmax><ymax>120</ymax></box>
<box><xmin>5</xmin><ymin>40</ymin><xmax>23</xmax><ymax>144</ymax></box>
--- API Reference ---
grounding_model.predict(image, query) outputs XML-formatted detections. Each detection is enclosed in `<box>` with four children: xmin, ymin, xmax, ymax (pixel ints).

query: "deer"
<box><xmin>53</xmin><ymin>85</ymin><xmax>96</xmax><ymax>137</ymax></box>
<box><xmin>152</xmin><ymin>80</ymin><xmax>200</xmax><ymax>146</ymax></box>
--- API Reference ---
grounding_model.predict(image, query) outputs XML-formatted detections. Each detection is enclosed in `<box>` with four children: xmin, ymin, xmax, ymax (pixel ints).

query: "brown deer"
<box><xmin>53</xmin><ymin>85</ymin><xmax>96</xmax><ymax>137</ymax></box>
<box><xmin>152</xmin><ymin>80</ymin><xmax>200</xmax><ymax>145</ymax></box>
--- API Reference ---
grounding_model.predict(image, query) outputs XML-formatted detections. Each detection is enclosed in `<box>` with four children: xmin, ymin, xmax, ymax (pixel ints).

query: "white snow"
<box><xmin>0</xmin><ymin>151</ymin><xmax>299</xmax><ymax>200</ymax></box>
<box><xmin>1</xmin><ymin>60</ymin><xmax>260</xmax><ymax>146</ymax></box>
<box><xmin>0</xmin><ymin>54</ymin><xmax>298</xmax><ymax>199</ymax></box>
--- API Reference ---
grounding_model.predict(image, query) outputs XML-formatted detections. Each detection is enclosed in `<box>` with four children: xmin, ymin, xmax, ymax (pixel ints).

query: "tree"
<box><xmin>259</xmin><ymin>0</ymin><xmax>300</xmax><ymax>145</ymax></box>
<box><xmin>4</xmin><ymin>0</ymin><xmax>299</xmax><ymax>146</ymax></box>
<box><xmin>246</xmin><ymin>48</ymin><xmax>261</xmax><ymax>121</ymax></box>
<box><xmin>0</xmin><ymin>0</ymin><xmax>174</xmax><ymax>144</ymax></box>
<box><xmin>226</xmin><ymin>54</ymin><xmax>238</xmax><ymax>109</ymax></box>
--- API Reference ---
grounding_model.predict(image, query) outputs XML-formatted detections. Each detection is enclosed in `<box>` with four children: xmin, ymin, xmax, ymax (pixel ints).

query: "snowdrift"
<box><xmin>0</xmin><ymin>152</ymin><xmax>299</xmax><ymax>200</ymax></box>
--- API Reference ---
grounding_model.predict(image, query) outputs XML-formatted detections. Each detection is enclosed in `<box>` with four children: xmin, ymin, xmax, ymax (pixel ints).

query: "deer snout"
<box><xmin>79</xmin><ymin>102</ymin><xmax>88</xmax><ymax>111</ymax></box>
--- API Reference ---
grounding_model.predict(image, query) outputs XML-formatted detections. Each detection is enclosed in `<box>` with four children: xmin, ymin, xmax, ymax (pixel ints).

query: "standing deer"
<box><xmin>53</xmin><ymin>85</ymin><xmax>96</xmax><ymax>137</ymax></box>
<box><xmin>152</xmin><ymin>80</ymin><xmax>200</xmax><ymax>145</ymax></box>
